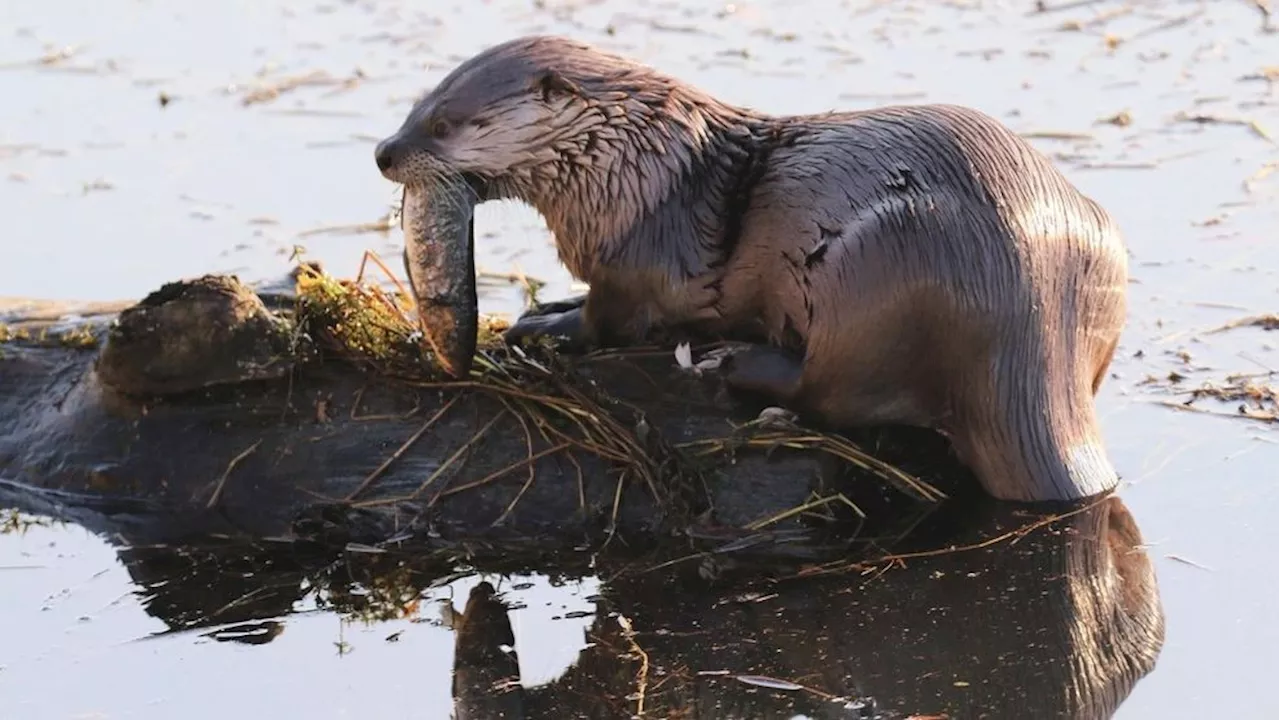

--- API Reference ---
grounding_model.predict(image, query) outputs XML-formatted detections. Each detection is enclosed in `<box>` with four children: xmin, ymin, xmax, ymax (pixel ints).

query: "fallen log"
<box><xmin>0</xmin><ymin>271</ymin><xmax>1166</xmax><ymax>717</ymax></box>
<box><xmin>0</xmin><ymin>270</ymin><xmax>954</xmax><ymax>556</ymax></box>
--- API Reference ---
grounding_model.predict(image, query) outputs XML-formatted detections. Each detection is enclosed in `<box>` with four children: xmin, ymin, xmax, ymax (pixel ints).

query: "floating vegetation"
<box><xmin>1204</xmin><ymin>313</ymin><xmax>1279</xmax><ymax>334</ymax></box>
<box><xmin>1142</xmin><ymin>369</ymin><xmax>1278</xmax><ymax>424</ymax></box>
<box><xmin>0</xmin><ymin>509</ymin><xmax>59</xmax><ymax>536</ymax></box>
<box><xmin>1172</xmin><ymin>374</ymin><xmax>1277</xmax><ymax>424</ymax></box>
<box><xmin>1135</xmin><ymin>310</ymin><xmax>1278</xmax><ymax>424</ymax></box>
<box><xmin>0</xmin><ymin>321</ymin><xmax>99</xmax><ymax>349</ymax></box>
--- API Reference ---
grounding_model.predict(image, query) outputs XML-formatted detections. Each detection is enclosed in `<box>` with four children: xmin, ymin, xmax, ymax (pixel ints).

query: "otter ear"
<box><xmin>533</xmin><ymin>71</ymin><xmax>579</xmax><ymax>103</ymax></box>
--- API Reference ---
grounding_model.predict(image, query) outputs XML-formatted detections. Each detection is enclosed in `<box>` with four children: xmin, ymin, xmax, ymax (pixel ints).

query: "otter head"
<box><xmin>374</xmin><ymin>36</ymin><xmax>607</xmax><ymax>201</ymax></box>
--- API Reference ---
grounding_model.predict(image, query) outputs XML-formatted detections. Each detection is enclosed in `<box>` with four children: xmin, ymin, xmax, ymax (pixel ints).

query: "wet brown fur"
<box><xmin>374</xmin><ymin>35</ymin><xmax>1130</xmax><ymax>503</ymax></box>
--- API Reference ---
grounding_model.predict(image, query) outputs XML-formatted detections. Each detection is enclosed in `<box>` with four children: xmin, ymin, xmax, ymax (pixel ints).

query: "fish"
<box><xmin>399</xmin><ymin>177</ymin><xmax>479</xmax><ymax>379</ymax></box>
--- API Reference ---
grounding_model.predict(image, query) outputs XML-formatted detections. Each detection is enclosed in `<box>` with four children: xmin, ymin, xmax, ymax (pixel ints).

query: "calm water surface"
<box><xmin>1</xmin><ymin>1</ymin><xmax>1276</xmax><ymax>718</ymax></box>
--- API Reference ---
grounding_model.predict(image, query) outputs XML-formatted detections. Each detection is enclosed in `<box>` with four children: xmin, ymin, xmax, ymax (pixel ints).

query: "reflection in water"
<box><xmin>104</xmin><ymin>493</ymin><xmax>1164</xmax><ymax>720</ymax></box>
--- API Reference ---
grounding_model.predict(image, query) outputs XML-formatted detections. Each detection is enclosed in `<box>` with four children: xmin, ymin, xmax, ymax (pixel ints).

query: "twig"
<box><xmin>1149</xmin><ymin>399</ymin><xmax>1277</xmax><ymax>424</ymax></box>
<box><xmin>1204</xmin><ymin>313</ymin><xmax>1278</xmax><ymax>334</ymax></box>
<box><xmin>606</xmin><ymin>471</ymin><xmax>627</xmax><ymax>543</ymax></box>
<box><xmin>1244</xmin><ymin>162</ymin><xmax>1278</xmax><ymax>194</ymax></box>
<box><xmin>240</xmin><ymin>69</ymin><xmax>346</xmax><ymax>106</ymax></box>
<box><xmin>1165</xmin><ymin>554</ymin><xmax>1214</xmax><ymax>571</ymax></box>
<box><xmin>1128</xmin><ymin>9</ymin><xmax>1206</xmax><ymax>42</ymax></box>
<box><xmin>570</xmin><ymin>452</ymin><xmax>587</xmax><ymax>516</ymax></box>
<box><xmin>206</xmin><ymin>440</ymin><xmax>263</xmax><ymax>509</ymax></box>
<box><xmin>678</xmin><ymin>433</ymin><xmax>943</xmax><ymax>502</ymax></box>
<box><xmin>617</xmin><ymin>615</ymin><xmax>650</xmax><ymax>717</ymax></box>
<box><xmin>1076</xmin><ymin>161</ymin><xmax>1157</xmax><ymax>170</ymax></box>
<box><xmin>486</xmin><ymin>397</ymin><xmax>540</xmax><ymax>524</ymax></box>
<box><xmin>435</xmin><ymin>443</ymin><xmax>570</xmax><ymax>499</ymax></box>
<box><xmin>1030</xmin><ymin>0</ymin><xmax>1101</xmax><ymax>15</ymax></box>
<box><xmin>296</xmin><ymin>217</ymin><xmax>396</xmax><ymax>238</ymax></box>
<box><xmin>349</xmin><ymin>411</ymin><xmax>507</xmax><ymax>508</ymax></box>
<box><xmin>496</xmin><ymin>392</ymin><xmax>586</xmax><ymax>509</ymax></box>
<box><xmin>1175</xmin><ymin>111</ymin><xmax>1276</xmax><ymax>145</ymax></box>
<box><xmin>477</xmin><ymin>269</ymin><xmax>548</xmax><ymax>286</ymax></box>
<box><xmin>732</xmin><ymin>674</ymin><xmax>837</xmax><ymax>700</ymax></box>
<box><xmin>1022</xmin><ymin>130</ymin><xmax>1095</xmax><ymax>141</ymax></box>
<box><xmin>795</xmin><ymin>493</ymin><xmax>1115</xmax><ymax>578</ymax></box>
<box><xmin>355</xmin><ymin>249</ymin><xmax>415</xmax><ymax>315</ymax></box>
<box><xmin>550</xmin><ymin>377</ymin><xmax>665</xmax><ymax>503</ymax></box>
<box><xmin>521</xmin><ymin>408</ymin><xmax>586</xmax><ymax>515</ymax></box>
<box><xmin>344</xmin><ymin>396</ymin><xmax>460</xmax><ymax>501</ymax></box>
<box><xmin>745</xmin><ymin>492</ymin><xmax>864</xmax><ymax>531</ymax></box>
<box><xmin>1246</xmin><ymin>0</ymin><xmax>1273</xmax><ymax>24</ymax></box>
<box><xmin>410</xmin><ymin>411</ymin><xmax>506</xmax><ymax>500</ymax></box>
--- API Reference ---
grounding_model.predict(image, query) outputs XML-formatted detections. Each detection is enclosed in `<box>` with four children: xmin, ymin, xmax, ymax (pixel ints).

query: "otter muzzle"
<box><xmin>374</xmin><ymin>136</ymin><xmax>402</xmax><ymax>177</ymax></box>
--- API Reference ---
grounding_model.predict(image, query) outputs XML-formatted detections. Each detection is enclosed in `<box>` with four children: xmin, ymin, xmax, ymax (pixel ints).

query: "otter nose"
<box><xmin>374</xmin><ymin>137</ymin><xmax>398</xmax><ymax>173</ymax></box>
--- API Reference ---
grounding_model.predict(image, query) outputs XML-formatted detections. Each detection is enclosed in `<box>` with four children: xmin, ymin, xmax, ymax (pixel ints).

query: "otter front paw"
<box><xmin>519</xmin><ymin>293</ymin><xmax>587</xmax><ymax>318</ymax></box>
<box><xmin>503</xmin><ymin>307</ymin><xmax>588</xmax><ymax>350</ymax></box>
<box><xmin>723</xmin><ymin>344</ymin><xmax>804</xmax><ymax>404</ymax></box>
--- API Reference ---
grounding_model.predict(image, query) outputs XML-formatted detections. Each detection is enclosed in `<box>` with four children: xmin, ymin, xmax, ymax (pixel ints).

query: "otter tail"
<box><xmin>952</xmin><ymin>338</ymin><xmax>1121</xmax><ymax>503</ymax></box>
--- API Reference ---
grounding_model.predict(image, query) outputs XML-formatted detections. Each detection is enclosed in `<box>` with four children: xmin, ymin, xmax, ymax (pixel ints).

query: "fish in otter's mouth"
<box><xmin>398</xmin><ymin>175</ymin><xmax>480</xmax><ymax>379</ymax></box>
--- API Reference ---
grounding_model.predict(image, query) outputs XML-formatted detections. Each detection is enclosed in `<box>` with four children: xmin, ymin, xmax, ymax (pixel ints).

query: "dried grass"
<box><xmin>0</xmin><ymin>322</ymin><xmax>99</xmax><ymax>349</ymax></box>
<box><xmin>289</xmin><ymin>254</ymin><xmax>938</xmax><ymax>530</ymax></box>
<box><xmin>1142</xmin><ymin>368</ymin><xmax>1278</xmax><ymax>424</ymax></box>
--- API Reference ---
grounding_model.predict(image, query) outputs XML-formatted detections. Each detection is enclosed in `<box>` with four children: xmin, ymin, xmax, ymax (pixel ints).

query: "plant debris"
<box><xmin>1141</xmin><ymin>369</ymin><xmax>1278</xmax><ymax>425</ymax></box>
<box><xmin>1136</xmin><ymin>305</ymin><xmax>1279</xmax><ymax>424</ymax></box>
<box><xmin>237</xmin><ymin>68</ymin><xmax>366</xmax><ymax>106</ymax></box>
<box><xmin>1204</xmin><ymin>313</ymin><xmax>1278</xmax><ymax>334</ymax></box>
<box><xmin>1181</xmin><ymin>374</ymin><xmax>1276</xmax><ymax>406</ymax></box>
<box><xmin>0</xmin><ymin>322</ymin><xmax>100</xmax><ymax>350</ymax></box>
<box><xmin>287</xmin><ymin>255</ymin><xmax>938</xmax><ymax>531</ymax></box>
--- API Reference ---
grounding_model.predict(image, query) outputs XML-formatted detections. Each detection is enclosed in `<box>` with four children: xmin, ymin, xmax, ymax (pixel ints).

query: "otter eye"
<box><xmin>429</xmin><ymin>119</ymin><xmax>451</xmax><ymax>139</ymax></box>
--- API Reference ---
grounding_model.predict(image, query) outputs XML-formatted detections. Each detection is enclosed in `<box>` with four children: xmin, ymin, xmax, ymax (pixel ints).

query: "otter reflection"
<box><xmin>111</xmin><ymin>492</ymin><xmax>1162</xmax><ymax>720</ymax></box>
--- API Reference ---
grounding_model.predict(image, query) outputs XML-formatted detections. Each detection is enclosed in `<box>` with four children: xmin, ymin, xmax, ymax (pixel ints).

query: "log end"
<box><xmin>96</xmin><ymin>275</ymin><xmax>301</xmax><ymax>396</ymax></box>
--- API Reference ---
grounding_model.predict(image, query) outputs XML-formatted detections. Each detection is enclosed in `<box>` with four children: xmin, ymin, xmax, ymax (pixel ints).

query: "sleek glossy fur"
<box><xmin>374</xmin><ymin>35</ymin><xmax>1129</xmax><ymax>503</ymax></box>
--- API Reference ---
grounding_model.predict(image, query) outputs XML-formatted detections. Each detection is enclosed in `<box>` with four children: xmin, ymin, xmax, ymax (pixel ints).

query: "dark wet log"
<box><xmin>0</xmin><ymin>274</ymin><xmax>958</xmax><ymax>553</ymax></box>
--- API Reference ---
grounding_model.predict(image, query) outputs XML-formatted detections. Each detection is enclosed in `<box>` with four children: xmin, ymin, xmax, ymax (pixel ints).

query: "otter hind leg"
<box><xmin>724</xmin><ymin>344</ymin><xmax>805</xmax><ymax>404</ymax></box>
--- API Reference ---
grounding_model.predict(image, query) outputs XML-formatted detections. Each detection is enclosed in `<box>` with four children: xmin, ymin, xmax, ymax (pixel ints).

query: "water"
<box><xmin>1</xmin><ymin>0</ymin><xmax>1276</xmax><ymax>717</ymax></box>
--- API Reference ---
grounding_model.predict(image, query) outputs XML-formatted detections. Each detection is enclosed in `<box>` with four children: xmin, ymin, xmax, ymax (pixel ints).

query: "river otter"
<box><xmin>373</xmin><ymin>35</ymin><xmax>1130</xmax><ymax>504</ymax></box>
